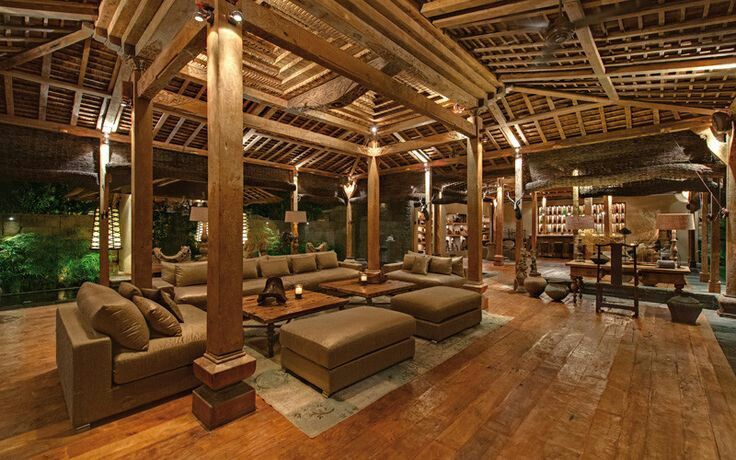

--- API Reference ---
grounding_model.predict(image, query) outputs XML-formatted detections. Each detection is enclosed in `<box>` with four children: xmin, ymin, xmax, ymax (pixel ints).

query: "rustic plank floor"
<box><xmin>1</xmin><ymin>264</ymin><xmax>736</xmax><ymax>459</ymax></box>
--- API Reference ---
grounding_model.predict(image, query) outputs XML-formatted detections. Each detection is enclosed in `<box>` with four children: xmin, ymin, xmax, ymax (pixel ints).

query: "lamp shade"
<box><xmin>284</xmin><ymin>210</ymin><xmax>307</xmax><ymax>224</ymax></box>
<box><xmin>565</xmin><ymin>215</ymin><xmax>595</xmax><ymax>231</ymax></box>
<box><xmin>189</xmin><ymin>206</ymin><xmax>208</xmax><ymax>222</ymax></box>
<box><xmin>656</xmin><ymin>213</ymin><xmax>695</xmax><ymax>230</ymax></box>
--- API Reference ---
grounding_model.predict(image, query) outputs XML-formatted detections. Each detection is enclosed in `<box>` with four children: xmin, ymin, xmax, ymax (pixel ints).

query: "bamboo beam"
<box><xmin>240</xmin><ymin>1</ymin><xmax>475</xmax><ymax>137</ymax></box>
<box><xmin>0</xmin><ymin>24</ymin><xmax>93</xmax><ymax>71</ymax></box>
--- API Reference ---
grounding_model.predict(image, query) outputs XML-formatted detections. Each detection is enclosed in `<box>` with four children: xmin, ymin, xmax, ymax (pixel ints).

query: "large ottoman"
<box><xmin>391</xmin><ymin>286</ymin><xmax>482</xmax><ymax>342</ymax></box>
<box><xmin>279</xmin><ymin>306</ymin><xmax>415</xmax><ymax>396</ymax></box>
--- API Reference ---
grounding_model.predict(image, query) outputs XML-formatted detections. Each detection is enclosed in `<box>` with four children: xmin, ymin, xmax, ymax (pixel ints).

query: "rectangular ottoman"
<box><xmin>391</xmin><ymin>286</ymin><xmax>482</xmax><ymax>342</ymax></box>
<box><xmin>279</xmin><ymin>306</ymin><xmax>415</xmax><ymax>396</ymax></box>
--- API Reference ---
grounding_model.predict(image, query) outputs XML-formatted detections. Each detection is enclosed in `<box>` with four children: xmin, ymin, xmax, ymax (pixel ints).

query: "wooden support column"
<box><xmin>494</xmin><ymin>179</ymin><xmax>504</xmax><ymax>266</ymax></box>
<box><xmin>604</xmin><ymin>195</ymin><xmax>612</xmax><ymax>237</ymax></box>
<box><xmin>291</xmin><ymin>172</ymin><xmax>299</xmax><ymax>254</ymax></box>
<box><xmin>342</xmin><ymin>181</ymin><xmax>356</xmax><ymax>259</ymax></box>
<box><xmin>367</xmin><ymin>148</ymin><xmax>381</xmax><ymax>280</ymax></box>
<box><xmin>701</xmin><ymin>192</ymin><xmax>710</xmax><ymax>282</ymax></box>
<box><xmin>192</xmin><ymin>0</ymin><xmax>256</xmax><ymax>430</ymax></box>
<box><xmin>131</xmin><ymin>65</ymin><xmax>153</xmax><ymax>289</ymax></box>
<box><xmin>710</xmin><ymin>192</ymin><xmax>721</xmax><ymax>293</ymax></box>
<box><xmin>513</xmin><ymin>150</ymin><xmax>525</xmax><ymax>292</ymax></box>
<box><xmin>531</xmin><ymin>192</ymin><xmax>538</xmax><ymax>255</ymax></box>
<box><xmin>424</xmin><ymin>166</ymin><xmax>433</xmax><ymax>255</ymax></box>
<box><xmin>464</xmin><ymin>114</ymin><xmax>486</xmax><ymax>292</ymax></box>
<box><xmin>98</xmin><ymin>138</ymin><xmax>110</xmax><ymax>286</ymax></box>
<box><xmin>435</xmin><ymin>187</ymin><xmax>445</xmax><ymax>256</ymax></box>
<box><xmin>720</xmin><ymin>127</ymin><xmax>736</xmax><ymax>315</ymax></box>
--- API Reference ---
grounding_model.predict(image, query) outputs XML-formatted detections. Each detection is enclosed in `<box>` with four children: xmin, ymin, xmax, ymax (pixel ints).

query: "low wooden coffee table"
<box><xmin>319</xmin><ymin>279</ymin><xmax>416</xmax><ymax>305</ymax></box>
<box><xmin>242</xmin><ymin>290</ymin><xmax>348</xmax><ymax>357</ymax></box>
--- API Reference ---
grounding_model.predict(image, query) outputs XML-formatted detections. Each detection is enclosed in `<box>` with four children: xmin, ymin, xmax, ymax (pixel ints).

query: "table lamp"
<box><xmin>656</xmin><ymin>213</ymin><xmax>695</xmax><ymax>267</ymax></box>
<box><xmin>284</xmin><ymin>210</ymin><xmax>307</xmax><ymax>254</ymax></box>
<box><xmin>566</xmin><ymin>215</ymin><xmax>595</xmax><ymax>262</ymax></box>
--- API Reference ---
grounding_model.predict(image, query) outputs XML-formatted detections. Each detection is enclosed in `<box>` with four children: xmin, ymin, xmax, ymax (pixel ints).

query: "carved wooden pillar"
<box><xmin>192</xmin><ymin>0</ymin><xmax>255</xmax><ymax>430</ymax></box>
<box><xmin>719</xmin><ymin>127</ymin><xmax>736</xmax><ymax>315</ymax></box>
<box><xmin>343</xmin><ymin>181</ymin><xmax>355</xmax><ymax>259</ymax></box>
<box><xmin>700</xmin><ymin>192</ymin><xmax>710</xmax><ymax>282</ymax></box>
<box><xmin>367</xmin><ymin>148</ymin><xmax>381</xmax><ymax>280</ymax></box>
<box><xmin>530</xmin><ymin>192</ymin><xmax>538</xmax><ymax>256</ymax></box>
<box><xmin>131</xmin><ymin>65</ymin><xmax>153</xmax><ymax>289</ymax></box>
<box><xmin>98</xmin><ymin>138</ymin><xmax>110</xmax><ymax>286</ymax></box>
<box><xmin>710</xmin><ymin>192</ymin><xmax>721</xmax><ymax>293</ymax></box>
<box><xmin>604</xmin><ymin>195</ymin><xmax>612</xmax><ymax>237</ymax></box>
<box><xmin>494</xmin><ymin>179</ymin><xmax>504</xmax><ymax>266</ymax></box>
<box><xmin>464</xmin><ymin>114</ymin><xmax>485</xmax><ymax>292</ymax></box>
<box><xmin>513</xmin><ymin>150</ymin><xmax>525</xmax><ymax>292</ymax></box>
<box><xmin>424</xmin><ymin>166</ymin><xmax>433</xmax><ymax>255</ymax></box>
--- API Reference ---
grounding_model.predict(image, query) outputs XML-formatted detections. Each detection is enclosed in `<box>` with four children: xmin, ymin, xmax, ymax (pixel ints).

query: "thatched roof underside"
<box><xmin>525</xmin><ymin>131</ymin><xmax>724</xmax><ymax>196</ymax></box>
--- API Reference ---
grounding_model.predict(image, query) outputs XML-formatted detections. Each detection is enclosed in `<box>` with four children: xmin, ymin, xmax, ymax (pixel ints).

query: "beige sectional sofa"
<box><xmin>384</xmin><ymin>252</ymin><xmax>467</xmax><ymax>288</ymax></box>
<box><xmin>153</xmin><ymin>251</ymin><xmax>360</xmax><ymax>309</ymax></box>
<box><xmin>56</xmin><ymin>282</ymin><xmax>206</xmax><ymax>429</ymax></box>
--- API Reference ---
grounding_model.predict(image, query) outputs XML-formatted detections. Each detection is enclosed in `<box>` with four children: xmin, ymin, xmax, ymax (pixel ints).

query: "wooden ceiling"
<box><xmin>0</xmin><ymin>0</ymin><xmax>732</xmax><ymax>184</ymax></box>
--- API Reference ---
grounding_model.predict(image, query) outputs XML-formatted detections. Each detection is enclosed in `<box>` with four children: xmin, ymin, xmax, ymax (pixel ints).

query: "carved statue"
<box><xmin>306</xmin><ymin>242</ymin><xmax>329</xmax><ymax>253</ymax></box>
<box><xmin>514</xmin><ymin>248</ymin><xmax>528</xmax><ymax>293</ymax></box>
<box><xmin>257</xmin><ymin>277</ymin><xmax>287</xmax><ymax>306</ymax></box>
<box><xmin>506</xmin><ymin>191</ymin><xmax>522</xmax><ymax>220</ymax></box>
<box><xmin>153</xmin><ymin>246</ymin><xmax>191</xmax><ymax>263</ymax></box>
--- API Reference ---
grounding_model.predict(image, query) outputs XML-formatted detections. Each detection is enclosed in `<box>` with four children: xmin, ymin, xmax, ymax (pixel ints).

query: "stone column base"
<box><xmin>493</xmin><ymin>255</ymin><xmax>504</xmax><ymax>266</ymax></box>
<box><xmin>463</xmin><ymin>281</ymin><xmax>487</xmax><ymax>294</ymax></box>
<box><xmin>192</xmin><ymin>353</ymin><xmax>256</xmax><ymax>430</ymax></box>
<box><xmin>366</xmin><ymin>269</ymin><xmax>383</xmax><ymax>284</ymax></box>
<box><xmin>718</xmin><ymin>294</ymin><xmax>736</xmax><ymax>318</ymax></box>
<box><xmin>709</xmin><ymin>280</ymin><xmax>722</xmax><ymax>294</ymax></box>
<box><xmin>700</xmin><ymin>272</ymin><xmax>710</xmax><ymax>283</ymax></box>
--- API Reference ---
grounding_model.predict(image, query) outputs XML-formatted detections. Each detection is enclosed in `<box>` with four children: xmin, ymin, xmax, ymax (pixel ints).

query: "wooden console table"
<box><xmin>566</xmin><ymin>260</ymin><xmax>690</xmax><ymax>301</ymax></box>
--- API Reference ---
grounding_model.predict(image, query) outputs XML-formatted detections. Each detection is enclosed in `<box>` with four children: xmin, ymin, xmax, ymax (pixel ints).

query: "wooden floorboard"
<box><xmin>1</xmin><ymin>264</ymin><xmax>736</xmax><ymax>459</ymax></box>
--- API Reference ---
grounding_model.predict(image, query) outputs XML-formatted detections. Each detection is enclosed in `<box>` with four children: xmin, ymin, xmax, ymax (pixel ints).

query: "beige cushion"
<box><xmin>392</xmin><ymin>286</ymin><xmax>481</xmax><ymax>323</ymax></box>
<box><xmin>280</xmin><ymin>306</ymin><xmax>415</xmax><ymax>369</ymax></box>
<box><xmin>160</xmin><ymin>291</ymin><xmax>185</xmax><ymax>322</ymax></box>
<box><xmin>133</xmin><ymin>296</ymin><xmax>182</xmax><ymax>336</ymax></box>
<box><xmin>175</xmin><ymin>261</ymin><xmax>208</xmax><ymax>287</ymax></box>
<box><xmin>118</xmin><ymin>282</ymin><xmax>142</xmax><ymax>300</ymax></box>
<box><xmin>386</xmin><ymin>269</ymin><xmax>466</xmax><ymax>288</ymax></box>
<box><xmin>429</xmin><ymin>256</ymin><xmax>453</xmax><ymax>275</ymax></box>
<box><xmin>315</xmin><ymin>251</ymin><xmax>339</xmax><ymax>269</ymax></box>
<box><xmin>411</xmin><ymin>255</ymin><xmax>430</xmax><ymax>275</ymax></box>
<box><xmin>77</xmin><ymin>282</ymin><xmax>149</xmax><ymax>351</ymax></box>
<box><xmin>284</xmin><ymin>267</ymin><xmax>360</xmax><ymax>289</ymax></box>
<box><xmin>451</xmin><ymin>256</ymin><xmax>464</xmax><ymax>277</ymax></box>
<box><xmin>291</xmin><ymin>254</ymin><xmax>318</xmax><ymax>274</ymax></box>
<box><xmin>172</xmin><ymin>285</ymin><xmax>208</xmax><ymax>309</ymax></box>
<box><xmin>243</xmin><ymin>258</ymin><xmax>259</xmax><ymax>279</ymax></box>
<box><xmin>112</xmin><ymin>304</ymin><xmax>206</xmax><ymax>384</ymax></box>
<box><xmin>259</xmin><ymin>257</ymin><xmax>291</xmax><ymax>277</ymax></box>
<box><xmin>160</xmin><ymin>262</ymin><xmax>176</xmax><ymax>284</ymax></box>
<box><xmin>403</xmin><ymin>251</ymin><xmax>419</xmax><ymax>270</ymax></box>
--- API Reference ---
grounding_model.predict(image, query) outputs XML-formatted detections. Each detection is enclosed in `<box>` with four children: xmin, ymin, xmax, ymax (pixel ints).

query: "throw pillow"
<box><xmin>160</xmin><ymin>291</ymin><xmax>185</xmax><ymax>323</ymax></box>
<box><xmin>402</xmin><ymin>251</ymin><xmax>421</xmax><ymax>270</ymax></box>
<box><xmin>315</xmin><ymin>251</ymin><xmax>339</xmax><ymax>269</ymax></box>
<box><xmin>160</xmin><ymin>262</ymin><xmax>176</xmax><ymax>284</ymax></box>
<box><xmin>429</xmin><ymin>256</ymin><xmax>453</xmax><ymax>275</ymax></box>
<box><xmin>411</xmin><ymin>255</ymin><xmax>430</xmax><ymax>275</ymax></box>
<box><xmin>175</xmin><ymin>261</ymin><xmax>208</xmax><ymax>287</ymax></box>
<box><xmin>291</xmin><ymin>254</ymin><xmax>318</xmax><ymax>273</ymax></box>
<box><xmin>132</xmin><ymin>296</ymin><xmax>182</xmax><ymax>337</ymax></box>
<box><xmin>259</xmin><ymin>257</ymin><xmax>291</xmax><ymax>277</ymax></box>
<box><xmin>118</xmin><ymin>281</ymin><xmax>142</xmax><ymax>300</ymax></box>
<box><xmin>243</xmin><ymin>258</ymin><xmax>259</xmax><ymax>279</ymax></box>
<box><xmin>76</xmin><ymin>282</ymin><xmax>149</xmax><ymax>351</ymax></box>
<box><xmin>451</xmin><ymin>256</ymin><xmax>465</xmax><ymax>277</ymax></box>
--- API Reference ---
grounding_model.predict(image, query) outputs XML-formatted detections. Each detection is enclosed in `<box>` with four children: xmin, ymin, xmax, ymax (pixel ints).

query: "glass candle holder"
<box><xmin>360</xmin><ymin>273</ymin><xmax>368</xmax><ymax>285</ymax></box>
<box><xmin>295</xmin><ymin>284</ymin><xmax>303</xmax><ymax>299</ymax></box>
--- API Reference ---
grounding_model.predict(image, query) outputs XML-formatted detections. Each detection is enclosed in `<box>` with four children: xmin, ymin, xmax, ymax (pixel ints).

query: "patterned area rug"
<box><xmin>243</xmin><ymin>311</ymin><xmax>510</xmax><ymax>438</ymax></box>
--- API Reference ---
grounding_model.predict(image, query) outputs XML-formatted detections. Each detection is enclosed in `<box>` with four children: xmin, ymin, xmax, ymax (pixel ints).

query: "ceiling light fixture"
<box><xmin>370</xmin><ymin>126</ymin><xmax>378</xmax><ymax>136</ymax></box>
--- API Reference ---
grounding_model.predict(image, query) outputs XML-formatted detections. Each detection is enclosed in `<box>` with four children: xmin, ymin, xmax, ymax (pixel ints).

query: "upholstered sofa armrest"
<box><xmin>56</xmin><ymin>304</ymin><xmax>113</xmax><ymax>428</ymax></box>
<box><xmin>339</xmin><ymin>260</ymin><xmax>363</xmax><ymax>271</ymax></box>
<box><xmin>382</xmin><ymin>262</ymin><xmax>404</xmax><ymax>274</ymax></box>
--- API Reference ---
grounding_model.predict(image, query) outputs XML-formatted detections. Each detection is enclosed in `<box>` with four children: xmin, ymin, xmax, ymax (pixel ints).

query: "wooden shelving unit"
<box><xmin>413</xmin><ymin>209</ymin><xmax>428</xmax><ymax>254</ymax></box>
<box><xmin>538</xmin><ymin>201</ymin><xmax>626</xmax><ymax>236</ymax></box>
<box><xmin>445</xmin><ymin>213</ymin><xmax>468</xmax><ymax>256</ymax></box>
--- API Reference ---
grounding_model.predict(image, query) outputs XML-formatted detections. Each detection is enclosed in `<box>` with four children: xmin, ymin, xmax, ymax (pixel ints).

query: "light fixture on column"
<box><xmin>242</xmin><ymin>213</ymin><xmax>249</xmax><ymax>244</ymax></box>
<box><xmin>370</xmin><ymin>125</ymin><xmax>378</xmax><ymax>136</ymax></box>
<box><xmin>90</xmin><ymin>206</ymin><xmax>122</xmax><ymax>250</ymax></box>
<box><xmin>228</xmin><ymin>9</ymin><xmax>243</xmax><ymax>25</ymax></box>
<box><xmin>194</xmin><ymin>2</ymin><xmax>214</xmax><ymax>23</ymax></box>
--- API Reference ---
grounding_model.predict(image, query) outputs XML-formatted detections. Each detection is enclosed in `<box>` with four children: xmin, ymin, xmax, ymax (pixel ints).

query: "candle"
<box><xmin>360</xmin><ymin>273</ymin><xmax>368</xmax><ymax>284</ymax></box>
<box><xmin>295</xmin><ymin>284</ymin><xmax>303</xmax><ymax>299</ymax></box>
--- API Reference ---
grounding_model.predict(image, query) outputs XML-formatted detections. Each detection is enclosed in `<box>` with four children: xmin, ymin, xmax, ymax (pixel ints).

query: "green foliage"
<box><xmin>152</xmin><ymin>203</ymin><xmax>199</xmax><ymax>257</ymax></box>
<box><xmin>0</xmin><ymin>232</ymin><xmax>99</xmax><ymax>293</ymax></box>
<box><xmin>0</xmin><ymin>182</ymin><xmax>96</xmax><ymax>215</ymax></box>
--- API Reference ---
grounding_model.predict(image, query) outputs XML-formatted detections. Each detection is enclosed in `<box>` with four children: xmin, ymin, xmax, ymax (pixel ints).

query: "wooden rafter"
<box><xmin>0</xmin><ymin>0</ymin><xmax>98</xmax><ymax>21</ymax></box>
<box><xmin>0</xmin><ymin>24</ymin><xmax>93</xmax><ymax>71</ymax></box>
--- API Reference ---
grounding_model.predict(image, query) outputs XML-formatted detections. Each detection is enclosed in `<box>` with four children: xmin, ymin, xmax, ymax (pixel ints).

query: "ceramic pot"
<box><xmin>524</xmin><ymin>275</ymin><xmax>547</xmax><ymax>298</ymax></box>
<box><xmin>545</xmin><ymin>280</ymin><xmax>570</xmax><ymax>302</ymax></box>
<box><xmin>667</xmin><ymin>294</ymin><xmax>703</xmax><ymax>325</ymax></box>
